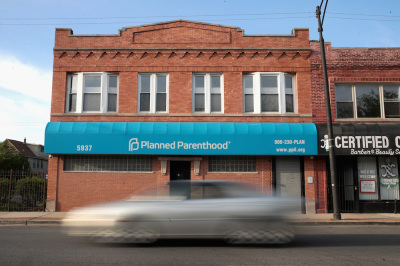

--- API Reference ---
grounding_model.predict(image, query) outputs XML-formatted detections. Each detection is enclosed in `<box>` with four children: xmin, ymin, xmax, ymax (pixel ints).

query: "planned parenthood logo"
<box><xmin>129</xmin><ymin>138</ymin><xmax>139</xmax><ymax>151</ymax></box>
<box><xmin>128</xmin><ymin>138</ymin><xmax>230</xmax><ymax>152</ymax></box>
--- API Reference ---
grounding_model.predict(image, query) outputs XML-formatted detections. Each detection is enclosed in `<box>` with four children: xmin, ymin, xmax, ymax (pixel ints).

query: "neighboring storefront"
<box><xmin>316</xmin><ymin>123</ymin><xmax>400</xmax><ymax>213</ymax></box>
<box><xmin>310</xmin><ymin>40</ymin><xmax>400</xmax><ymax>213</ymax></box>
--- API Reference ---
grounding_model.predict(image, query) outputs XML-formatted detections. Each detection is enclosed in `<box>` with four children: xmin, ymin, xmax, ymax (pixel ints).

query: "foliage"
<box><xmin>15</xmin><ymin>176</ymin><xmax>46</xmax><ymax>210</ymax></box>
<box><xmin>0</xmin><ymin>177</ymin><xmax>11</xmax><ymax>201</ymax></box>
<box><xmin>0</xmin><ymin>141</ymin><xmax>30</xmax><ymax>171</ymax></box>
<box><xmin>356</xmin><ymin>89</ymin><xmax>381</xmax><ymax>118</ymax></box>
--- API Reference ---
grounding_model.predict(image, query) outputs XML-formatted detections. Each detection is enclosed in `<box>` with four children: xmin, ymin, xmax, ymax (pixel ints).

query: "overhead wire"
<box><xmin>0</xmin><ymin>11</ymin><xmax>399</xmax><ymax>26</ymax></box>
<box><xmin>0</xmin><ymin>10</ymin><xmax>400</xmax><ymax>26</ymax></box>
<box><xmin>0</xmin><ymin>12</ymin><xmax>314</xmax><ymax>20</ymax></box>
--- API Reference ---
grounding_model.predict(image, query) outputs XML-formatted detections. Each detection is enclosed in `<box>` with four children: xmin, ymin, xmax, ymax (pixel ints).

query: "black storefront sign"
<box><xmin>316</xmin><ymin>123</ymin><xmax>400</xmax><ymax>156</ymax></box>
<box><xmin>317</xmin><ymin>123</ymin><xmax>400</xmax><ymax>213</ymax></box>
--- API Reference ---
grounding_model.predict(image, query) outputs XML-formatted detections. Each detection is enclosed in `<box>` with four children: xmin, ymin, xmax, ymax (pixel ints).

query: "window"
<box><xmin>67</xmin><ymin>72</ymin><xmax>118</xmax><ymax>113</ymax></box>
<box><xmin>64</xmin><ymin>155</ymin><xmax>152</xmax><ymax>172</ymax></box>
<box><xmin>243</xmin><ymin>72</ymin><xmax>295</xmax><ymax>113</ymax></box>
<box><xmin>336</xmin><ymin>84</ymin><xmax>400</xmax><ymax>119</ymax></box>
<box><xmin>358</xmin><ymin>157</ymin><xmax>399</xmax><ymax>201</ymax></box>
<box><xmin>138</xmin><ymin>73</ymin><xmax>168</xmax><ymax>113</ymax></box>
<box><xmin>383</xmin><ymin>85</ymin><xmax>400</xmax><ymax>118</ymax></box>
<box><xmin>209</xmin><ymin>156</ymin><xmax>256</xmax><ymax>172</ymax></box>
<box><xmin>193</xmin><ymin>73</ymin><xmax>223</xmax><ymax>113</ymax></box>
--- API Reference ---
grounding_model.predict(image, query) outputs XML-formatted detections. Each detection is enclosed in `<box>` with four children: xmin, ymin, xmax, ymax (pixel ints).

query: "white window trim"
<box><xmin>192</xmin><ymin>73</ymin><xmax>224</xmax><ymax>113</ymax></box>
<box><xmin>336</xmin><ymin>84</ymin><xmax>394</xmax><ymax>119</ymax></box>
<box><xmin>138</xmin><ymin>73</ymin><xmax>169</xmax><ymax>113</ymax></box>
<box><xmin>66</xmin><ymin>72</ymin><xmax>118</xmax><ymax>113</ymax></box>
<box><xmin>243</xmin><ymin>72</ymin><xmax>296</xmax><ymax>114</ymax></box>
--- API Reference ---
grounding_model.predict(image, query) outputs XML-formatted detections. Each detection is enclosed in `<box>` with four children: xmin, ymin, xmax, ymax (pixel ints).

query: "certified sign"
<box><xmin>316</xmin><ymin>123</ymin><xmax>400</xmax><ymax>156</ymax></box>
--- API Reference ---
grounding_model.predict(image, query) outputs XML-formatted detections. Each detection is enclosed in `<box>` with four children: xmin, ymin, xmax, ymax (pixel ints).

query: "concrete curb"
<box><xmin>1</xmin><ymin>219</ymin><xmax>400</xmax><ymax>226</ymax></box>
<box><xmin>291</xmin><ymin>221</ymin><xmax>400</xmax><ymax>226</ymax></box>
<box><xmin>2</xmin><ymin>212</ymin><xmax>400</xmax><ymax>225</ymax></box>
<box><xmin>0</xmin><ymin>220</ymin><xmax>61</xmax><ymax>225</ymax></box>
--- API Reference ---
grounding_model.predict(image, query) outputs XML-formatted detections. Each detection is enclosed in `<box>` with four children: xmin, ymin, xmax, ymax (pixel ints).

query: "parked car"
<box><xmin>62</xmin><ymin>180</ymin><xmax>297</xmax><ymax>244</ymax></box>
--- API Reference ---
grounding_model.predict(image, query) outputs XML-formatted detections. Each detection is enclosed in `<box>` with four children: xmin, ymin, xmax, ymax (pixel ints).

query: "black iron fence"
<box><xmin>0</xmin><ymin>170</ymin><xmax>47</xmax><ymax>211</ymax></box>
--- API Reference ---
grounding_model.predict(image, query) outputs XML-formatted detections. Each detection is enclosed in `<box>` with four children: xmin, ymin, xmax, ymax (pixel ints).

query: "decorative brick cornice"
<box><xmin>55</xmin><ymin>49</ymin><xmax>311</xmax><ymax>61</ymax></box>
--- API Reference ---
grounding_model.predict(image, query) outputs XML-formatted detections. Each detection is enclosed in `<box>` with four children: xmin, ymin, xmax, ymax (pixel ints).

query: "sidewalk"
<box><xmin>2</xmin><ymin>212</ymin><xmax>400</xmax><ymax>225</ymax></box>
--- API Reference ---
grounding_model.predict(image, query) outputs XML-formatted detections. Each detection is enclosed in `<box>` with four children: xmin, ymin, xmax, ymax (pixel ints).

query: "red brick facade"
<box><xmin>311</xmin><ymin>41</ymin><xmax>400</xmax><ymax>124</ymax></box>
<box><xmin>311</xmin><ymin>41</ymin><xmax>400</xmax><ymax>213</ymax></box>
<box><xmin>48</xmin><ymin>20</ymin><xmax>317</xmax><ymax>212</ymax></box>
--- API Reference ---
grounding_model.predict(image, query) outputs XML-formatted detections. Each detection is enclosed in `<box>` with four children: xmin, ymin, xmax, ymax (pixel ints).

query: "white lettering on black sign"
<box><xmin>320</xmin><ymin>135</ymin><xmax>400</xmax><ymax>156</ymax></box>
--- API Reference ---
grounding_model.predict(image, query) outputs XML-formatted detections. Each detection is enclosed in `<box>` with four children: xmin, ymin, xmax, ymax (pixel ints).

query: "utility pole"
<box><xmin>316</xmin><ymin>0</ymin><xmax>341</xmax><ymax>220</ymax></box>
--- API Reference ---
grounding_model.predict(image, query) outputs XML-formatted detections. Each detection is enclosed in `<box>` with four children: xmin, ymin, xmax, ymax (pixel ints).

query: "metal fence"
<box><xmin>0</xmin><ymin>170</ymin><xmax>47</xmax><ymax>212</ymax></box>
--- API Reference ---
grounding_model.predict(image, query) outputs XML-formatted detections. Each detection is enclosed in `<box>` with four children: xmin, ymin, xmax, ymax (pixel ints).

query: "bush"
<box><xmin>0</xmin><ymin>178</ymin><xmax>11</xmax><ymax>201</ymax></box>
<box><xmin>15</xmin><ymin>176</ymin><xmax>46</xmax><ymax>211</ymax></box>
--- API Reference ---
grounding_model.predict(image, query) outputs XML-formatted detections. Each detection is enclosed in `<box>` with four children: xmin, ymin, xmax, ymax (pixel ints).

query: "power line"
<box><xmin>326</xmin><ymin>16</ymin><xmax>400</xmax><ymax>22</ymax></box>
<box><xmin>329</xmin><ymin>12</ymin><xmax>400</xmax><ymax>18</ymax></box>
<box><xmin>0</xmin><ymin>12</ymin><xmax>314</xmax><ymax>20</ymax></box>
<box><xmin>1</xmin><ymin>12</ymin><xmax>399</xmax><ymax>26</ymax></box>
<box><xmin>0</xmin><ymin>16</ymin><xmax>315</xmax><ymax>26</ymax></box>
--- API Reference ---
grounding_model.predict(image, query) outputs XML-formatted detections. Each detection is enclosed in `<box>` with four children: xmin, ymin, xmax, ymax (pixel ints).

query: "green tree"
<box><xmin>0</xmin><ymin>141</ymin><xmax>30</xmax><ymax>171</ymax></box>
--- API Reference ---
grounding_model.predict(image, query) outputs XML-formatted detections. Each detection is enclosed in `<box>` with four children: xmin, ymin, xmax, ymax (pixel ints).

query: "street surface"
<box><xmin>1</xmin><ymin>224</ymin><xmax>400</xmax><ymax>265</ymax></box>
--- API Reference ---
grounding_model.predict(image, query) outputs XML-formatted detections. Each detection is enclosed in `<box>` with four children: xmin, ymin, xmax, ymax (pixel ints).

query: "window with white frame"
<box><xmin>243</xmin><ymin>72</ymin><xmax>295</xmax><ymax>113</ymax></box>
<box><xmin>67</xmin><ymin>72</ymin><xmax>118</xmax><ymax>113</ymax></box>
<box><xmin>335</xmin><ymin>84</ymin><xmax>400</xmax><ymax>119</ymax></box>
<box><xmin>193</xmin><ymin>73</ymin><xmax>223</xmax><ymax>113</ymax></box>
<box><xmin>138</xmin><ymin>73</ymin><xmax>168</xmax><ymax>113</ymax></box>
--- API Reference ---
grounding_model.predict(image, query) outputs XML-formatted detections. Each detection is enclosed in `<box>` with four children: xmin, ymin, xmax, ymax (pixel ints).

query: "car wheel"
<box><xmin>127</xmin><ymin>222</ymin><xmax>160</xmax><ymax>243</ymax></box>
<box><xmin>224</xmin><ymin>222</ymin><xmax>294</xmax><ymax>245</ymax></box>
<box><xmin>223</xmin><ymin>222</ymin><xmax>253</xmax><ymax>244</ymax></box>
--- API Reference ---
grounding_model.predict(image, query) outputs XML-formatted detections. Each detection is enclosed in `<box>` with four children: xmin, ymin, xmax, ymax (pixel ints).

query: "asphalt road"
<box><xmin>1</xmin><ymin>224</ymin><xmax>400</xmax><ymax>265</ymax></box>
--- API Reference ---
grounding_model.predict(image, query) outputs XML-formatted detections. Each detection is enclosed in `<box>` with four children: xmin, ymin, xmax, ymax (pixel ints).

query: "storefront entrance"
<box><xmin>170</xmin><ymin>161</ymin><xmax>191</xmax><ymax>196</ymax></box>
<box><xmin>335</xmin><ymin>157</ymin><xmax>359</xmax><ymax>212</ymax></box>
<box><xmin>330</xmin><ymin>156</ymin><xmax>400</xmax><ymax>213</ymax></box>
<box><xmin>274</xmin><ymin>157</ymin><xmax>305</xmax><ymax>213</ymax></box>
<box><xmin>318</xmin><ymin>123</ymin><xmax>400</xmax><ymax>213</ymax></box>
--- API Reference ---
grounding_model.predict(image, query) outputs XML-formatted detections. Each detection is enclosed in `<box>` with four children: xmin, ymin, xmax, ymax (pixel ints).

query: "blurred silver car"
<box><xmin>62</xmin><ymin>180</ymin><xmax>297</xmax><ymax>244</ymax></box>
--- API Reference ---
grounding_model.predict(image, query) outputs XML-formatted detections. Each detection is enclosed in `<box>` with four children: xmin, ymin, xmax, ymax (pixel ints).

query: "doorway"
<box><xmin>274</xmin><ymin>157</ymin><xmax>305</xmax><ymax>213</ymax></box>
<box><xmin>328</xmin><ymin>156</ymin><xmax>359</xmax><ymax>213</ymax></box>
<box><xmin>170</xmin><ymin>161</ymin><xmax>191</xmax><ymax>196</ymax></box>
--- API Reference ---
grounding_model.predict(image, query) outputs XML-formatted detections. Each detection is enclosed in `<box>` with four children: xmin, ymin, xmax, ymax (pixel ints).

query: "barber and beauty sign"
<box><xmin>316</xmin><ymin>123</ymin><xmax>400</xmax><ymax>156</ymax></box>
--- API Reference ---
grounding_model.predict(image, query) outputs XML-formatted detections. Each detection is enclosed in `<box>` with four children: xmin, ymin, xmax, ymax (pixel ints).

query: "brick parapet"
<box><xmin>310</xmin><ymin>41</ymin><xmax>400</xmax><ymax>124</ymax></box>
<box><xmin>55</xmin><ymin>20</ymin><xmax>310</xmax><ymax>49</ymax></box>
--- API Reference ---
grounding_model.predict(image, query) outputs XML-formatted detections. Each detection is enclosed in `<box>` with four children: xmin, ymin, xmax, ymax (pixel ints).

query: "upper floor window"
<box><xmin>138</xmin><ymin>73</ymin><xmax>168</xmax><ymax>113</ymax></box>
<box><xmin>67</xmin><ymin>72</ymin><xmax>118</xmax><ymax>113</ymax></box>
<box><xmin>243</xmin><ymin>72</ymin><xmax>295</xmax><ymax>114</ymax></box>
<box><xmin>335</xmin><ymin>84</ymin><xmax>400</xmax><ymax>119</ymax></box>
<box><xmin>193</xmin><ymin>73</ymin><xmax>223</xmax><ymax>113</ymax></box>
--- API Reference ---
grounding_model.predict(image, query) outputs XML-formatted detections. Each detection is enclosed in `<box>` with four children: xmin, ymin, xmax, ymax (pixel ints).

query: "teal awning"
<box><xmin>44</xmin><ymin>122</ymin><xmax>317</xmax><ymax>155</ymax></box>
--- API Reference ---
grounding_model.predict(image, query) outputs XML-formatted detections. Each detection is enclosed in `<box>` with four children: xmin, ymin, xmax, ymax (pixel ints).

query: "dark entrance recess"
<box><xmin>328</xmin><ymin>156</ymin><xmax>359</xmax><ymax>213</ymax></box>
<box><xmin>170</xmin><ymin>161</ymin><xmax>191</xmax><ymax>196</ymax></box>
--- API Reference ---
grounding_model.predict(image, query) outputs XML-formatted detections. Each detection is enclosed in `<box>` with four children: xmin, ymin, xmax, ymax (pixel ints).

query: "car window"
<box><xmin>189</xmin><ymin>185</ymin><xmax>225</xmax><ymax>199</ymax></box>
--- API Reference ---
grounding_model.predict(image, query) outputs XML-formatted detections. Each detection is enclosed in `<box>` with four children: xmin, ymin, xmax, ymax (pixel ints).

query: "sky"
<box><xmin>1</xmin><ymin>0</ymin><xmax>400</xmax><ymax>145</ymax></box>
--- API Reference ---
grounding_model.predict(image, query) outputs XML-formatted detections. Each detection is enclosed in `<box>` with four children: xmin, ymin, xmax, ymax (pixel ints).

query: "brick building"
<box><xmin>45</xmin><ymin>20</ymin><xmax>320</xmax><ymax>212</ymax></box>
<box><xmin>311</xmin><ymin>41</ymin><xmax>400</xmax><ymax>213</ymax></box>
